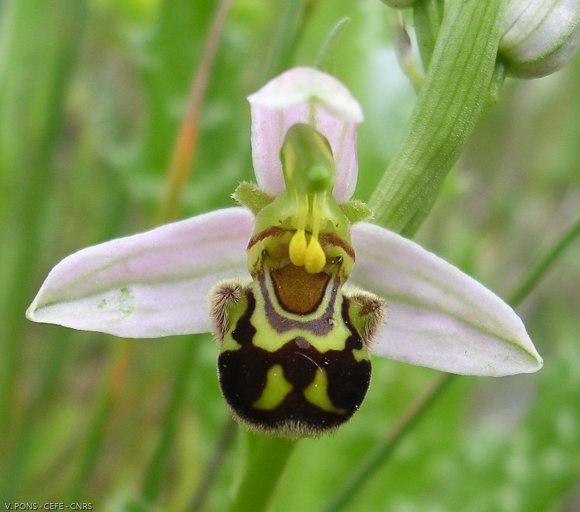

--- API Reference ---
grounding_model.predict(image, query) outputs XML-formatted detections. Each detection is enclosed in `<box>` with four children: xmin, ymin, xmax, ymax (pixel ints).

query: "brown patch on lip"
<box><xmin>319</xmin><ymin>233</ymin><xmax>355</xmax><ymax>261</ymax></box>
<box><xmin>271</xmin><ymin>264</ymin><xmax>330</xmax><ymax>315</ymax></box>
<box><xmin>247</xmin><ymin>227</ymin><xmax>288</xmax><ymax>249</ymax></box>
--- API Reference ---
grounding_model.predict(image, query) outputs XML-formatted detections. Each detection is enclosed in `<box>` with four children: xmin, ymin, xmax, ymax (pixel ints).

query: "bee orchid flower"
<box><xmin>27</xmin><ymin>67</ymin><xmax>542</xmax><ymax>438</ymax></box>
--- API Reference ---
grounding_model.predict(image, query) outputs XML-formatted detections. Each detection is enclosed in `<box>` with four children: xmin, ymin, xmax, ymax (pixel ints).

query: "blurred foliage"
<box><xmin>0</xmin><ymin>0</ymin><xmax>578</xmax><ymax>510</ymax></box>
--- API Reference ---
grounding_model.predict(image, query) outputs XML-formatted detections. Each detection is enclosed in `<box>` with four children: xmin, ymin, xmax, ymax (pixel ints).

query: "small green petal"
<box><xmin>340</xmin><ymin>199</ymin><xmax>373</xmax><ymax>224</ymax></box>
<box><xmin>233</xmin><ymin>181</ymin><xmax>274</xmax><ymax>215</ymax></box>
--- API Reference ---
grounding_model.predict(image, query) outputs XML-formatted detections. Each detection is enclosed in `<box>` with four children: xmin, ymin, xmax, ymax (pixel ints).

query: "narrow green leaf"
<box><xmin>0</xmin><ymin>0</ymin><xmax>87</xmax><ymax>442</ymax></box>
<box><xmin>315</xmin><ymin>17</ymin><xmax>351</xmax><ymax>75</ymax></box>
<box><xmin>142</xmin><ymin>339</ymin><xmax>197</xmax><ymax>501</ymax></box>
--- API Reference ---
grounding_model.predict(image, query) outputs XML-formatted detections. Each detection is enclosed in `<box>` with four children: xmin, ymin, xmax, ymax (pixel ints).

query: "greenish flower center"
<box><xmin>252</xmin><ymin>123</ymin><xmax>351</xmax><ymax>275</ymax></box>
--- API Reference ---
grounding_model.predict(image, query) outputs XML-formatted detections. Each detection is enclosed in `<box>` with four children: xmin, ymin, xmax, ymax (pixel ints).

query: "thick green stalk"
<box><xmin>369</xmin><ymin>0</ymin><xmax>505</xmax><ymax>233</ymax></box>
<box><xmin>229</xmin><ymin>433</ymin><xmax>296</xmax><ymax>512</ymax></box>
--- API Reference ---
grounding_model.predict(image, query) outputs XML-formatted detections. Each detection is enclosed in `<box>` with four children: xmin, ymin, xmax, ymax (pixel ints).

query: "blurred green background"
<box><xmin>1</xmin><ymin>0</ymin><xmax>579</xmax><ymax>510</ymax></box>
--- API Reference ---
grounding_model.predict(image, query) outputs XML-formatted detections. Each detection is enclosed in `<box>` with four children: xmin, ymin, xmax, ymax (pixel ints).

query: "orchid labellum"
<box><xmin>27</xmin><ymin>67</ymin><xmax>542</xmax><ymax>438</ymax></box>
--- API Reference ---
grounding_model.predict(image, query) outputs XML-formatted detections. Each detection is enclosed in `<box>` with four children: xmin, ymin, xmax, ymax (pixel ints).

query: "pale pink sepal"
<box><xmin>350</xmin><ymin>223</ymin><xmax>543</xmax><ymax>376</ymax></box>
<box><xmin>26</xmin><ymin>208</ymin><xmax>253</xmax><ymax>338</ymax></box>
<box><xmin>248</xmin><ymin>67</ymin><xmax>363</xmax><ymax>203</ymax></box>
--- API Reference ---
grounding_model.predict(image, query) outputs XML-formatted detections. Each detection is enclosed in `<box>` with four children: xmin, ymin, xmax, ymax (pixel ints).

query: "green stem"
<box><xmin>0</xmin><ymin>332</ymin><xmax>71</xmax><ymax>499</ymax></box>
<box><xmin>189</xmin><ymin>417</ymin><xmax>238</xmax><ymax>512</ymax></box>
<box><xmin>315</xmin><ymin>17</ymin><xmax>351</xmax><ymax>75</ymax></box>
<box><xmin>142</xmin><ymin>339</ymin><xmax>197</xmax><ymax>501</ymax></box>
<box><xmin>508</xmin><ymin>215</ymin><xmax>580</xmax><ymax>308</ymax></box>
<box><xmin>264</xmin><ymin>0</ymin><xmax>319</xmax><ymax>79</ymax></box>
<box><xmin>65</xmin><ymin>341</ymin><xmax>134</xmax><ymax>500</ymax></box>
<box><xmin>322</xmin><ymin>374</ymin><xmax>455</xmax><ymax>512</ymax></box>
<box><xmin>157</xmin><ymin>0</ymin><xmax>232</xmax><ymax>223</ymax></box>
<box><xmin>369</xmin><ymin>0</ymin><xmax>505</xmax><ymax>233</ymax></box>
<box><xmin>66</xmin><ymin>389</ymin><xmax>115</xmax><ymax>500</ymax></box>
<box><xmin>413</xmin><ymin>0</ymin><xmax>444</xmax><ymax>69</ymax></box>
<box><xmin>230</xmin><ymin>433</ymin><xmax>296</xmax><ymax>512</ymax></box>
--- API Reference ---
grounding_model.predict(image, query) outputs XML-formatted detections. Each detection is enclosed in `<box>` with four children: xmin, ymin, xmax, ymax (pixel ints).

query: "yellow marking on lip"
<box><xmin>250</xmin><ymin>277</ymin><xmax>351</xmax><ymax>354</ymax></box>
<box><xmin>352</xmin><ymin>347</ymin><xmax>369</xmax><ymax>363</ymax></box>
<box><xmin>303</xmin><ymin>369</ymin><xmax>346</xmax><ymax>414</ymax></box>
<box><xmin>253</xmin><ymin>364</ymin><xmax>293</xmax><ymax>410</ymax></box>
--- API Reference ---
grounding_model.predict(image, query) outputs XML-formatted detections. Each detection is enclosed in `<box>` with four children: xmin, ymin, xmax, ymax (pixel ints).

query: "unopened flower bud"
<box><xmin>500</xmin><ymin>0</ymin><xmax>580</xmax><ymax>78</ymax></box>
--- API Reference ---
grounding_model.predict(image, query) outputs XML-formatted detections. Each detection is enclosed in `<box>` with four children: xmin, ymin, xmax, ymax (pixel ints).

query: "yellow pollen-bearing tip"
<box><xmin>289</xmin><ymin>230</ymin><xmax>307</xmax><ymax>266</ymax></box>
<box><xmin>305</xmin><ymin>238</ymin><xmax>326</xmax><ymax>274</ymax></box>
